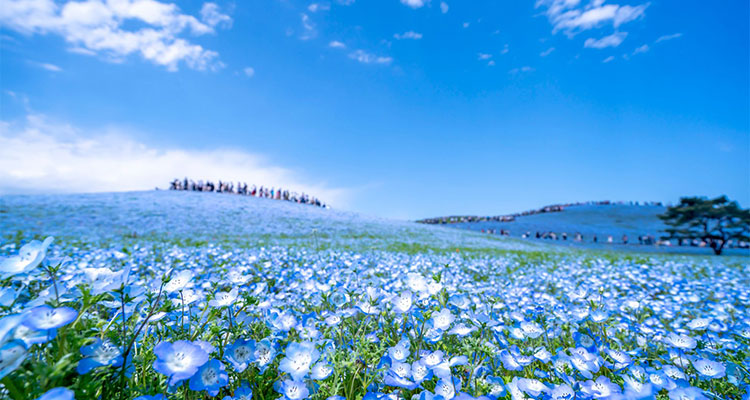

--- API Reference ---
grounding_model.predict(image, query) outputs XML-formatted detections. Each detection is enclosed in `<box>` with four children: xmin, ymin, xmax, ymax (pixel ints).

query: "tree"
<box><xmin>659</xmin><ymin>196</ymin><xmax>750</xmax><ymax>255</ymax></box>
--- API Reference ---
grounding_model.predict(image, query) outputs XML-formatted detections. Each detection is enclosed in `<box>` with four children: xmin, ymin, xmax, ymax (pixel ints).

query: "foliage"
<box><xmin>659</xmin><ymin>196</ymin><xmax>750</xmax><ymax>255</ymax></box>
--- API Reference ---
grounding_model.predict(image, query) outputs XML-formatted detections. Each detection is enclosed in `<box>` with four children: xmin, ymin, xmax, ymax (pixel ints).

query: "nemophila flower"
<box><xmin>667</xmin><ymin>387</ymin><xmax>708</xmax><ymax>400</ymax></box>
<box><xmin>189</xmin><ymin>359</ymin><xmax>229</xmax><ymax>396</ymax></box>
<box><xmin>498</xmin><ymin>349</ymin><xmax>523</xmax><ymax>371</ymax></box>
<box><xmin>152</xmin><ymin>340</ymin><xmax>209</xmax><ymax>386</ymax></box>
<box><xmin>223</xmin><ymin>384</ymin><xmax>253</xmax><ymax>400</ymax></box>
<box><xmin>0</xmin><ymin>340</ymin><xmax>28</xmax><ymax>379</ymax></box>
<box><xmin>35</xmin><ymin>387</ymin><xmax>74</xmax><ymax>400</ymax></box>
<box><xmin>591</xmin><ymin>309</ymin><xmax>609</xmax><ymax>323</ymax></box>
<box><xmin>517</xmin><ymin>378</ymin><xmax>550</xmax><ymax>397</ymax></box>
<box><xmin>388</xmin><ymin>341</ymin><xmax>410</xmax><ymax>362</ymax></box>
<box><xmin>686</xmin><ymin>318</ymin><xmax>712</xmax><ymax>331</ymax></box>
<box><xmin>0</xmin><ymin>314</ymin><xmax>26</xmax><ymax>343</ymax></box>
<box><xmin>550</xmin><ymin>383</ymin><xmax>574</xmax><ymax>400</ymax></box>
<box><xmin>311</xmin><ymin>360</ymin><xmax>333</xmax><ymax>380</ymax></box>
<box><xmin>209</xmin><ymin>288</ymin><xmax>239</xmax><ymax>308</ymax></box>
<box><xmin>662</xmin><ymin>365</ymin><xmax>687</xmax><ymax>381</ymax></box>
<box><xmin>384</xmin><ymin>371</ymin><xmax>418</xmax><ymax>390</ymax></box>
<box><xmin>412</xmin><ymin>359</ymin><xmax>432</xmax><ymax>384</ymax></box>
<box><xmin>448</xmin><ymin>323</ymin><xmax>477</xmax><ymax>337</ymax></box>
<box><xmin>77</xmin><ymin>338</ymin><xmax>123</xmax><ymax>374</ymax></box>
<box><xmin>434</xmin><ymin>377</ymin><xmax>458</xmax><ymax>400</ymax></box>
<box><xmin>224</xmin><ymin>338</ymin><xmax>255</xmax><ymax>372</ymax></box>
<box><xmin>274</xmin><ymin>379</ymin><xmax>310</xmax><ymax>400</ymax></box>
<box><xmin>664</xmin><ymin>333</ymin><xmax>697</xmax><ymax>350</ymax></box>
<box><xmin>520</xmin><ymin>321</ymin><xmax>544</xmax><ymax>339</ymax></box>
<box><xmin>622</xmin><ymin>375</ymin><xmax>654</xmax><ymax>399</ymax></box>
<box><xmin>484</xmin><ymin>376</ymin><xmax>506</xmax><ymax>399</ymax></box>
<box><xmin>606</xmin><ymin>349</ymin><xmax>633</xmax><ymax>370</ymax></box>
<box><xmin>692</xmin><ymin>358</ymin><xmax>726</xmax><ymax>379</ymax></box>
<box><xmin>164</xmin><ymin>270</ymin><xmax>193</xmax><ymax>293</ymax></box>
<box><xmin>432</xmin><ymin>308</ymin><xmax>455</xmax><ymax>330</ymax></box>
<box><xmin>271</xmin><ymin>310</ymin><xmax>298</xmax><ymax>331</ymax></box>
<box><xmin>647</xmin><ymin>370</ymin><xmax>676</xmax><ymax>391</ymax></box>
<box><xmin>581</xmin><ymin>376</ymin><xmax>622</xmax><ymax>398</ymax></box>
<box><xmin>323</xmin><ymin>314</ymin><xmax>342</xmax><ymax>327</ymax></box>
<box><xmin>392</xmin><ymin>292</ymin><xmax>413</xmax><ymax>314</ymax></box>
<box><xmin>23</xmin><ymin>305</ymin><xmax>77</xmax><ymax>332</ymax></box>
<box><xmin>0</xmin><ymin>287</ymin><xmax>17</xmax><ymax>307</ymax></box>
<box><xmin>254</xmin><ymin>338</ymin><xmax>277</xmax><ymax>373</ymax></box>
<box><xmin>0</xmin><ymin>237</ymin><xmax>53</xmax><ymax>277</ymax></box>
<box><xmin>533</xmin><ymin>347</ymin><xmax>552</xmax><ymax>363</ymax></box>
<box><xmin>133</xmin><ymin>395</ymin><xmax>166</xmax><ymax>400</ymax></box>
<box><xmin>279</xmin><ymin>341</ymin><xmax>320</xmax><ymax>379</ymax></box>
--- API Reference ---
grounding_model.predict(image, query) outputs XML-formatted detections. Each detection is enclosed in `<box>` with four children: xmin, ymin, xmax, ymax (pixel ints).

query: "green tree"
<box><xmin>659</xmin><ymin>196</ymin><xmax>750</xmax><ymax>255</ymax></box>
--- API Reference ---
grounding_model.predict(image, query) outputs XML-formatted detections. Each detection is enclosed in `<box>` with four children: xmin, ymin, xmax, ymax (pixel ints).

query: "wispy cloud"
<box><xmin>394</xmin><ymin>31</ymin><xmax>423</xmax><ymax>40</ymax></box>
<box><xmin>540</xmin><ymin>47</ymin><xmax>555</xmax><ymax>57</ymax></box>
<box><xmin>401</xmin><ymin>0</ymin><xmax>428</xmax><ymax>9</ymax></box>
<box><xmin>300</xmin><ymin>13</ymin><xmax>316</xmax><ymax>40</ymax></box>
<box><xmin>536</xmin><ymin>0</ymin><xmax>648</xmax><ymax>43</ymax></box>
<box><xmin>584</xmin><ymin>32</ymin><xmax>628</xmax><ymax>48</ymax></box>
<box><xmin>243</xmin><ymin>67</ymin><xmax>255</xmax><ymax>77</ymax></box>
<box><xmin>603</xmin><ymin>55</ymin><xmax>615</xmax><ymax>63</ymax></box>
<box><xmin>349</xmin><ymin>50</ymin><xmax>392</xmax><ymax>65</ymax></box>
<box><xmin>477</xmin><ymin>53</ymin><xmax>492</xmax><ymax>60</ymax></box>
<box><xmin>329</xmin><ymin>40</ymin><xmax>346</xmax><ymax>49</ymax></box>
<box><xmin>632</xmin><ymin>44</ymin><xmax>649</xmax><ymax>55</ymax></box>
<box><xmin>509</xmin><ymin>66</ymin><xmax>534</xmax><ymax>74</ymax></box>
<box><xmin>440</xmin><ymin>2</ymin><xmax>449</xmax><ymax>14</ymax></box>
<box><xmin>307</xmin><ymin>3</ymin><xmax>331</xmax><ymax>12</ymax></box>
<box><xmin>0</xmin><ymin>113</ymin><xmax>352</xmax><ymax>207</ymax></box>
<box><xmin>655</xmin><ymin>32</ymin><xmax>682</xmax><ymax>43</ymax></box>
<box><xmin>0</xmin><ymin>0</ymin><xmax>231</xmax><ymax>71</ymax></box>
<box><xmin>30</xmin><ymin>61</ymin><xmax>63</xmax><ymax>72</ymax></box>
<box><xmin>501</xmin><ymin>44</ymin><xmax>509</xmax><ymax>54</ymax></box>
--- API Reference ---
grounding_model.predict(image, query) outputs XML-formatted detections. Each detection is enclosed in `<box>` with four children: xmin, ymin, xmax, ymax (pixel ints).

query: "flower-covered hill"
<box><xmin>0</xmin><ymin>191</ymin><xmax>748</xmax><ymax>400</ymax></box>
<box><xmin>0</xmin><ymin>190</ymin><xmax>540</xmax><ymax>254</ymax></box>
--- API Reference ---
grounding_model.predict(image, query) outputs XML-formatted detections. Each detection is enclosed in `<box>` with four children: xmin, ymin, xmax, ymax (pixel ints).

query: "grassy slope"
<box><xmin>0</xmin><ymin>191</ymin><xmax>551</xmax><ymax>255</ymax></box>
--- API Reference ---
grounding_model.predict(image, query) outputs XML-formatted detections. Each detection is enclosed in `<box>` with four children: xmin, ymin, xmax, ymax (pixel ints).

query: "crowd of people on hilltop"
<box><xmin>495</xmin><ymin>230</ymin><xmax>749</xmax><ymax>249</ymax></box>
<box><xmin>417</xmin><ymin>200</ymin><xmax>664</xmax><ymax>225</ymax></box>
<box><xmin>169</xmin><ymin>178</ymin><xmax>329</xmax><ymax>208</ymax></box>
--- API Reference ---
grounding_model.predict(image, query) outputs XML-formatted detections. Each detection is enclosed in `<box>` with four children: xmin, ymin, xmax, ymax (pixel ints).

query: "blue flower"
<box><xmin>310</xmin><ymin>360</ymin><xmax>333</xmax><ymax>380</ymax></box>
<box><xmin>692</xmin><ymin>358</ymin><xmax>726</xmax><ymax>379</ymax></box>
<box><xmin>189</xmin><ymin>359</ymin><xmax>229</xmax><ymax>396</ymax></box>
<box><xmin>224</xmin><ymin>338</ymin><xmax>255</xmax><ymax>373</ymax></box>
<box><xmin>152</xmin><ymin>340</ymin><xmax>209</xmax><ymax>386</ymax></box>
<box><xmin>254</xmin><ymin>338</ymin><xmax>277</xmax><ymax>373</ymax></box>
<box><xmin>223</xmin><ymin>384</ymin><xmax>253</xmax><ymax>400</ymax></box>
<box><xmin>581</xmin><ymin>376</ymin><xmax>622</xmax><ymax>398</ymax></box>
<box><xmin>664</xmin><ymin>333</ymin><xmax>697</xmax><ymax>350</ymax></box>
<box><xmin>77</xmin><ymin>338</ymin><xmax>123</xmax><ymax>374</ymax></box>
<box><xmin>278</xmin><ymin>341</ymin><xmax>320</xmax><ymax>379</ymax></box>
<box><xmin>274</xmin><ymin>379</ymin><xmax>310</xmax><ymax>400</ymax></box>
<box><xmin>23</xmin><ymin>305</ymin><xmax>77</xmax><ymax>332</ymax></box>
<box><xmin>0</xmin><ymin>237</ymin><xmax>54</xmax><ymax>277</ymax></box>
<box><xmin>0</xmin><ymin>340</ymin><xmax>28</xmax><ymax>379</ymax></box>
<box><xmin>667</xmin><ymin>387</ymin><xmax>708</xmax><ymax>400</ymax></box>
<box><xmin>209</xmin><ymin>288</ymin><xmax>239</xmax><ymax>308</ymax></box>
<box><xmin>550</xmin><ymin>383</ymin><xmax>574</xmax><ymax>400</ymax></box>
<box><xmin>133</xmin><ymin>396</ymin><xmax>166</xmax><ymax>400</ymax></box>
<box><xmin>35</xmin><ymin>387</ymin><xmax>74</xmax><ymax>400</ymax></box>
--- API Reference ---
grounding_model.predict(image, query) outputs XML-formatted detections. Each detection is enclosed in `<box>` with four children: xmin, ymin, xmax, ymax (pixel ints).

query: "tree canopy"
<box><xmin>659</xmin><ymin>196</ymin><xmax>750</xmax><ymax>255</ymax></box>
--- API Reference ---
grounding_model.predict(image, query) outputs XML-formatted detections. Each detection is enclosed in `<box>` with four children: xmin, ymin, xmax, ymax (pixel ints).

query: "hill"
<box><xmin>0</xmin><ymin>190</ymin><xmax>542</xmax><ymax>255</ymax></box>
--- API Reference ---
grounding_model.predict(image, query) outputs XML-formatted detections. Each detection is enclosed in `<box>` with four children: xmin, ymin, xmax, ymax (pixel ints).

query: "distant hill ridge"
<box><xmin>417</xmin><ymin>200</ymin><xmax>665</xmax><ymax>224</ymax></box>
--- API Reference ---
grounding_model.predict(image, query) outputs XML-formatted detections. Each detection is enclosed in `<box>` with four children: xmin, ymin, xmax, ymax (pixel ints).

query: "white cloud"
<box><xmin>632</xmin><ymin>44</ymin><xmax>649</xmax><ymax>54</ymax></box>
<box><xmin>509</xmin><ymin>66</ymin><xmax>534</xmax><ymax>74</ymax></box>
<box><xmin>440</xmin><ymin>2</ymin><xmax>449</xmax><ymax>13</ymax></box>
<box><xmin>348</xmin><ymin>50</ymin><xmax>392</xmax><ymax>64</ymax></box>
<box><xmin>0</xmin><ymin>0</ymin><xmax>231</xmax><ymax>71</ymax></box>
<box><xmin>329</xmin><ymin>40</ymin><xmax>346</xmax><ymax>48</ymax></box>
<box><xmin>501</xmin><ymin>44</ymin><xmax>509</xmax><ymax>54</ymax></box>
<box><xmin>401</xmin><ymin>0</ymin><xmax>427</xmax><ymax>9</ymax></box>
<box><xmin>487</xmin><ymin>60</ymin><xmax>495</xmax><ymax>66</ymax></box>
<box><xmin>0</xmin><ymin>113</ymin><xmax>352</xmax><ymax>207</ymax></box>
<box><xmin>31</xmin><ymin>61</ymin><xmax>63</xmax><ymax>72</ymax></box>
<box><xmin>540</xmin><ymin>47</ymin><xmax>555</xmax><ymax>56</ymax></box>
<box><xmin>584</xmin><ymin>31</ymin><xmax>627</xmax><ymax>48</ymax></box>
<box><xmin>300</xmin><ymin>13</ymin><xmax>316</xmax><ymax>40</ymax></box>
<box><xmin>394</xmin><ymin>31</ymin><xmax>422</xmax><ymax>40</ymax></box>
<box><xmin>536</xmin><ymin>0</ymin><xmax>648</xmax><ymax>37</ymax></box>
<box><xmin>462</xmin><ymin>22</ymin><xmax>470</xmax><ymax>28</ymax></box>
<box><xmin>656</xmin><ymin>32</ymin><xmax>682</xmax><ymax>43</ymax></box>
<box><xmin>335</xmin><ymin>0</ymin><xmax>355</xmax><ymax>5</ymax></box>
<box><xmin>477</xmin><ymin>53</ymin><xmax>492</xmax><ymax>60</ymax></box>
<box><xmin>602</xmin><ymin>55</ymin><xmax>615</xmax><ymax>63</ymax></box>
<box><xmin>307</xmin><ymin>3</ymin><xmax>330</xmax><ymax>12</ymax></box>
<box><xmin>243</xmin><ymin>67</ymin><xmax>255</xmax><ymax>77</ymax></box>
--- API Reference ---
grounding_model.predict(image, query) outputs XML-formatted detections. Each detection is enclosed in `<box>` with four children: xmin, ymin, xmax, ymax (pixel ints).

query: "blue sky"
<box><xmin>1</xmin><ymin>0</ymin><xmax>748</xmax><ymax>219</ymax></box>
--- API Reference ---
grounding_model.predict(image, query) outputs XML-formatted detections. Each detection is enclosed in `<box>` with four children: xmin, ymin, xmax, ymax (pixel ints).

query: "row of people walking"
<box><xmin>169</xmin><ymin>178</ymin><xmax>328</xmax><ymax>208</ymax></box>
